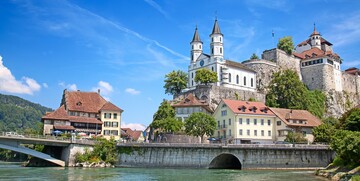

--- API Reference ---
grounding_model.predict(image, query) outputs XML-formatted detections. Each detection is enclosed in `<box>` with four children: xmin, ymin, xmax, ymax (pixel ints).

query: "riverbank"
<box><xmin>315</xmin><ymin>165</ymin><xmax>360</xmax><ymax>181</ymax></box>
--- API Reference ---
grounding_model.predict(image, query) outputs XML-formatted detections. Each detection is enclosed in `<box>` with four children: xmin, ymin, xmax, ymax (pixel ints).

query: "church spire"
<box><xmin>211</xmin><ymin>18</ymin><xmax>223</xmax><ymax>35</ymax></box>
<box><xmin>191</xmin><ymin>25</ymin><xmax>202</xmax><ymax>43</ymax></box>
<box><xmin>310</xmin><ymin>23</ymin><xmax>320</xmax><ymax>36</ymax></box>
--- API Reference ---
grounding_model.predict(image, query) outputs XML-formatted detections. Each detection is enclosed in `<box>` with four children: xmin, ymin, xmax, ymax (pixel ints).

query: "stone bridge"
<box><xmin>117</xmin><ymin>143</ymin><xmax>334</xmax><ymax>169</ymax></box>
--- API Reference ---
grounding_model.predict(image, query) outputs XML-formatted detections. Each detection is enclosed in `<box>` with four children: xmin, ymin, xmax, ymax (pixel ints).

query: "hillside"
<box><xmin>0</xmin><ymin>93</ymin><xmax>53</xmax><ymax>133</ymax></box>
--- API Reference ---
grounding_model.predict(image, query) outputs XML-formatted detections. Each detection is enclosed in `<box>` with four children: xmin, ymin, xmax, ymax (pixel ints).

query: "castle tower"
<box><xmin>190</xmin><ymin>26</ymin><xmax>203</xmax><ymax>63</ymax></box>
<box><xmin>210</xmin><ymin>18</ymin><xmax>224</xmax><ymax>61</ymax></box>
<box><xmin>310</xmin><ymin>23</ymin><xmax>321</xmax><ymax>49</ymax></box>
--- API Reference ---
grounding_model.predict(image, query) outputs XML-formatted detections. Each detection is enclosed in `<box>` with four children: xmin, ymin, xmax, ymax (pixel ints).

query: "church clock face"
<box><xmin>200</xmin><ymin>60</ymin><xmax>204</xmax><ymax>66</ymax></box>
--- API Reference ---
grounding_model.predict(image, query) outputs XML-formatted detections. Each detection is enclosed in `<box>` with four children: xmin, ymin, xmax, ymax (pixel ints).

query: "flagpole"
<box><xmin>272</xmin><ymin>30</ymin><xmax>275</xmax><ymax>48</ymax></box>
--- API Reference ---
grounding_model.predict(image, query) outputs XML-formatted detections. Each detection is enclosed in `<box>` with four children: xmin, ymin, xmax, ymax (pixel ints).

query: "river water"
<box><xmin>0</xmin><ymin>162</ymin><xmax>327</xmax><ymax>181</ymax></box>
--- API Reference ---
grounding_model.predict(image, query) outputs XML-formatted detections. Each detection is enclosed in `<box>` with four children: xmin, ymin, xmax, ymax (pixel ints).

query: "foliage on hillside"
<box><xmin>150</xmin><ymin>100</ymin><xmax>183</xmax><ymax>133</ymax></box>
<box><xmin>0</xmin><ymin>93</ymin><xmax>53</xmax><ymax>133</ymax></box>
<box><xmin>164</xmin><ymin>70</ymin><xmax>188</xmax><ymax>96</ymax></box>
<box><xmin>265</xmin><ymin>69</ymin><xmax>326</xmax><ymax>118</ymax></box>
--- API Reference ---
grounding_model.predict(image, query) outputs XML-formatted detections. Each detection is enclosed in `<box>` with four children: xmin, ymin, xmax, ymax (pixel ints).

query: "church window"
<box><xmin>244</xmin><ymin>76</ymin><xmax>247</xmax><ymax>86</ymax></box>
<box><xmin>212</xmin><ymin>48</ymin><xmax>214</xmax><ymax>54</ymax></box>
<box><xmin>236</xmin><ymin>75</ymin><xmax>239</xmax><ymax>84</ymax></box>
<box><xmin>251</xmin><ymin>78</ymin><xmax>254</xmax><ymax>87</ymax></box>
<box><xmin>229</xmin><ymin>73</ymin><xmax>231</xmax><ymax>82</ymax></box>
<box><xmin>199</xmin><ymin>45</ymin><xmax>201</xmax><ymax>49</ymax></box>
<box><xmin>220</xmin><ymin>37</ymin><xmax>222</xmax><ymax>42</ymax></box>
<box><xmin>192</xmin><ymin>72</ymin><xmax>193</xmax><ymax>78</ymax></box>
<box><xmin>192</xmin><ymin>80</ymin><xmax>193</xmax><ymax>86</ymax></box>
<box><xmin>212</xmin><ymin>37</ymin><xmax>214</xmax><ymax>42</ymax></box>
<box><xmin>212</xmin><ymin>67</ymin><xmax>214</xmax><ymax>71</ymax></box>
<box><xmin>192</xmin><ymin>45</ymin><xmax>194</xmax><ymax>49</ymax></box>
<box><xmin>220</xmin><ymin>47</ymin><xmax>222</xmax><ymax>54</ymax></box>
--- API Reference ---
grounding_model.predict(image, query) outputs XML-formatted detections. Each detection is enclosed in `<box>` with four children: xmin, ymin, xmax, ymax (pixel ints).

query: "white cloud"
<box><xmin>0</xmin><ymin>56</ymin><xmax>41</xmax><ymax>95</ymax></box>
<box><xmin>42</xmin><ymin>83</ymin><xmax>49</xmax><ymax>88</ymax></box>
<box><xmin>125</xmin><ymin>88</ymin><xmax>141</xmax><ymax>95</ymax></box>
<box><xmin>121</xmin><ymin>122</ymin><xmax>146</xmax><ymax>131</ymax></box>
<box><xmin>58</xmin><ymin>82</ymin><xmax>78</xmax><ymax>91</ymax></box>
<box><xmin>92</xmin><ymin>81</ymin><xmax>113</xmax><ymax>96</ymax></box>
<box><xmin>144</xmin><ymin>0</ymin><xmax>170</xmax><ymax>20</ymax></box>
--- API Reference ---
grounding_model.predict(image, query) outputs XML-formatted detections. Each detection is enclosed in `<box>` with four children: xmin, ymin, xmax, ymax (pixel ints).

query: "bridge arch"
<box><xmin>209</xmin><ymin>153</ymin><xmax>242</xmax><ymax>169</ymax></box>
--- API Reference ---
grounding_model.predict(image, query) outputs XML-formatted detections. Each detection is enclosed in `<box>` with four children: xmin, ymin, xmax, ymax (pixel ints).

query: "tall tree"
<box><xmin>164</xmin><ymin>70</ymin><xmax>188</xmax><ymax>96</ymax></box>
<box><xmin>313</xmin><ymin>117</ymin><xmax>339</xmax><ymax>143</ymax></box>
<box><xmin>184</xmin><ymin>112</ymin><xmax>216</xmax><ymax>143</ymax></box>
<box><xmin>194</xmin><ymin>68</ymin><xmax>218</xmax><ymax>85</ymax></box>
<box><xmin>150</xmin><ymin>100</ymin><xmax>182</xmax><ymax>133</ymax></box>
<box><xmin>250</xmin><ymin>53</ymin><xmax>259</xmax><ymax>60</ymax></box>
<box><xmin>338</xmin><ymin>108</ymin><xmax>360</xmax><ymax>131</ymax></box>
<box><xmin>277</xmin><ymin>36</ymin><xmax>294</xmax><ymax>55</ymax></box>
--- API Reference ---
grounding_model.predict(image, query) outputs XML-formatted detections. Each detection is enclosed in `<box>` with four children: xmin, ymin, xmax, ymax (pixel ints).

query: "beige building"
<box><xmin>213</xmin><ymin>99</ymin><xmax>277</xmax><ymax>144</ymax></box>
<box><xmin>270</xmin><ymin>108</ymin><xmax>322</xmax><ymax>143</ymax></box>
<box><xmin>42</xmin><ymin>89</ymin><xmax>123</xmax><ymax>140</ymax></box>
<box><xmin>172</xmin><ymin>93</ymin><xmax>213</xmax><ymax>122</ymax></box>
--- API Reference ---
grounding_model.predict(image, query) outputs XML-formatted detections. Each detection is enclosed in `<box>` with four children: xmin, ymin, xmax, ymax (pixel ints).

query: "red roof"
<box><xmin>53</xmin><ymin>125</ymin><xmax>76</xmax><ymax>130</ymax></box>
<box><xmin>42</xmin><ymin>105</ymin><xmax>68</xmax><ymax>120</ymax></box>
<box><xmin>294</xmin><ymin>47</ymin><xmax>340</xmax><ymax>60</ymax></box>
<box><xmin>345</xmin><ymin>67</ymin><xmax>360</xmax><ymax>75</ymax></box>
<box><xmin>65</xmin><ymin>91</ymin><xmax>107</xmax><ymax>113</ymax></box>
<box><xmin>100</xmin><ymin>102</ymin><xmax>123</xmax><ymax>112</ymax></box>
<box><xmin>222</xmin><ymin>99</ymin><xmax>275</xmax><ymax>116</ymax></box>
<box><xmin>68</xmin><ymin>116</ymin><xmax>102</xmax><ymax>124</ymax></box>
<box><xmin>172</xmin><ymin>93</ymin><xmax>213</xmax><ymax>112</ymax></box>
<box><xmin>269</xmin><ymin>108</ymin><xmax>321</xmax><ymax>127</ymax></box>
<box><xmin>121</xmin><ymin>128</ymin><xmax>143</xmax><ymax>141</ymax></box>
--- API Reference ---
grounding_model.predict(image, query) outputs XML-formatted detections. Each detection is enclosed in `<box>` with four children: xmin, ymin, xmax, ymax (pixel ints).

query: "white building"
<box><xmin>188</xmin><ymin>19</ymin><xmax>257</xmax><ymax>91</ymax></box>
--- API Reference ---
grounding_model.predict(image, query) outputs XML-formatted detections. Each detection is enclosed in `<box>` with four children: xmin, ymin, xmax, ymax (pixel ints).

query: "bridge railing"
<box><xmin>0</xmin><ymin>132</ymin><xmax>71</xmax><ymax>141</ymax></box>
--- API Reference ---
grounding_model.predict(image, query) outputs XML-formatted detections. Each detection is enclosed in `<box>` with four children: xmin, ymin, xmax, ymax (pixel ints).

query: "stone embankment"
<box><xmin>316</xmin><ymin>165</ymin><xmax>360</xmax><ymax>181</ymax></box>
<box><xmin>75</xmin><ymin>161</ymin><xmax>114</xmax><ymax>168</ymax></box>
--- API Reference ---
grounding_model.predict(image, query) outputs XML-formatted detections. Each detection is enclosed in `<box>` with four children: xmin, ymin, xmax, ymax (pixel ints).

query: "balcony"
<box><xmin>218</xmin><ymin>124</ymin><xmax>227</xmax><ymax>129</ymax></box>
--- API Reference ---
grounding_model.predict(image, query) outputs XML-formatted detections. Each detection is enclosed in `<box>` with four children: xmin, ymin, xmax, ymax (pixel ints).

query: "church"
<box><xmin>188</xmin><ymin>19</ymin><xmax>257</xmax><ymax>92</ymax></box>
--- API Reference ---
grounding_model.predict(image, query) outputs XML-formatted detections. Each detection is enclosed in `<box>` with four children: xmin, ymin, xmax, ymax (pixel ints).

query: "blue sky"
<box><xmin>1</xmin><ymin>0</ymin><xmax>360</xmax><ymax>130</ymax></box>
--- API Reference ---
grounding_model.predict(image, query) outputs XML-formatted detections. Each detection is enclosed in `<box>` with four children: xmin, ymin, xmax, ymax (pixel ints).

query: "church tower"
<box><xmin>190</xmin><ymin>26</ymin><xmax>203</xmax><ymax>63</ymax></box>
<box><xmin>310</xmin><ymin>23</ymin><xmax>321</xmax><ymax>49</ymax></box>
<box><xmin>210</xmin><ymin>18</ymin><xmax>224</xmax><ymax>61</ymax></box>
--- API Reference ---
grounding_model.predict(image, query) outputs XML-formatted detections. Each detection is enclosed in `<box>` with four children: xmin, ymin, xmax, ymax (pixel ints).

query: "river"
<box><xmin>0</xmin><ymin>162</ymin><xmax>327</xmax><ymax>181</ymax></box>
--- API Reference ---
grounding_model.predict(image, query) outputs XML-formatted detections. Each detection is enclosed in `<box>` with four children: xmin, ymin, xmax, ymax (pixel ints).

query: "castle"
<box><xmin>181</xmin><ymin>20</ymin><xmax>360</xmax><ymax>117</ymax></box>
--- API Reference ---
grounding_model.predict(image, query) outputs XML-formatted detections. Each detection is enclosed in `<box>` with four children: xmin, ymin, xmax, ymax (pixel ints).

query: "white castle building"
<box><xmin>188</xmin><ymin>19</ymin><xmax>257</xmax><ymax>92</ymax></box>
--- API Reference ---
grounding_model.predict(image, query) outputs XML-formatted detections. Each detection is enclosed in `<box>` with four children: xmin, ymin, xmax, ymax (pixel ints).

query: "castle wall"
<box><xmin>243</xmin><ymin>60</ymin><xmax>278</xmax><ymax>93</ymax></box>
<box><xmin>342</xmin><ymin>72</ymin><xmax>360</xmax><ymax>94</ymax></box>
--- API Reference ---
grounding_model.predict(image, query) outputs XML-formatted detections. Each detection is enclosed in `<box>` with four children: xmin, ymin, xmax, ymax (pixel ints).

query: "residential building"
<box><xmin>42</xmin><ymin>89</ymin><xmax>123</xmax><ymax>140</ymax></box>
<box><xmin>172</xmin><ymin>93</ymin><xmax>213</xmax><ymax>122</ymax></box>
<box><xmin>270</xmin><ymin>108</ymin><xmax>322</xmax><ymax>143</ymax></box>
<box><xmin>121</xmin><ymin>128</ymin><xmax>145</xmax><ymax>143</ymax></box>
<box><xmin>213</xmin><ymin>99</ymin><xmax>277</xmax><ymax>144</ymax></box>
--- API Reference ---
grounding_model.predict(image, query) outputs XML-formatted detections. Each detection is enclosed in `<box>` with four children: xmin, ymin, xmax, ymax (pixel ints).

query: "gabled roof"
<box><xmin>225</xmin><ymin>60</ymin><xmax>256</xmax><ymax>73</ymax></box>
<box><xmin>172</xmin><ymin>93</ymin><xmax>213</xmax><ymax>113</ymax></box>
<box><xmin>121</xmin><ymin>128</ymin><xmax>143</xmax><ymax>141</ymax></box>
<box><xmin>294</xmin><ymin>47</ymin><xmax>340</xmax><ymax>60</ymax></box>
<box><xmin>42</xmin><ymin>105</ymin><xmax>68</xmax><ymax>120</ymax></box>
<box><xmin>222</xmin><ymin>99</ymin><xmax>275</xmax><ymax>116</ymax></box>
<box><xmin>345</xmin><ymin>67</ymin><xmax>360</xmax><ymax>75</ymax></box>
<box><xmin>101</xmin><ymin>102</ymin><xmax>123</xmax><ymax>112</ymax></box>
<box><xmin>65</xmin><ymin>91</ymin><xmax>107</xmax><ymax>113</ymax></box>
<box><xmin>269</xmin><ymin>108</ymin><xmax>321</xmax><ymax>127</ymax></box>
<box><xmin>191</xmin><ymin>26</ymin><xmax>202</xmax><ymax>43</ymax></box>
<box><xmin>211</xmin><ymin>19</ymin><xmax>223</xmax><ymax>36</ymax></box>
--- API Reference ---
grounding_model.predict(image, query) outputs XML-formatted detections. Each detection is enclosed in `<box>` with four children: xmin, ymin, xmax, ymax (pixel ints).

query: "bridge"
<box><xmin>0</xmin><ymin>133</ymin><xmax>94</xmax><ymax>167</ymax></box>
<box><xmin>117</xmin><ymin>143</ymin><xmax>334</xmax><ymax>169</ymax></box>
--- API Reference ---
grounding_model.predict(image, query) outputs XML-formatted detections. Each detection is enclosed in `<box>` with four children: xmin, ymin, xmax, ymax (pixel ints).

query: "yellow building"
<box><xmin>213</xmin><ymin>99</ymin><xmax>277</xmax><ymax>144</ymax></box>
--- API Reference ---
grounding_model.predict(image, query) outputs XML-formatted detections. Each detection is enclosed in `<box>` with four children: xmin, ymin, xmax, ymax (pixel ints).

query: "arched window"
<box><xmin>229</xmin><ymin>73</ymin><xmax>231</xmax><ymax>83</ymax></box>
<box><xmin>244</xmin><ymin>76</ymin><xmax>246</xmax><ymax>86</ymax></box>
<box><xmin>192</xmin><ymin>45</ymin><xmax>194</xmax><ymax>49</ymax></box>
<box><xmin>220</xmin><ymin>47</ymin><xmax>222</xmax><ymax>54</ymax></box>
<box><xmin>192</xmin><ymin>72</ymin><xmax>193</xmax><ymax>78</ymax></box>
<box><xmin>220</xmin><ymin>37</ymin><xmax>222</xmax><ymax>42</ymax></box>
<box><xmin>212</xmin><ymin>37</ymin><xmax>214</xmax><ymax>42</ymax></box>
<box><xmin>212</xmin><ymin>48</ymin><xmax>214</xmax><ymax>54</ymax></box>
<box><xmin>236</xmin><ymin>75</ymin><xmax>239</xmax><ymax>84</ymax></box>
<box><xmin>212</xmin><ymin>67</ymin><xmax>214</xmax><ymax>71</ymax></box>
<box><xmin>192</xmin><ymin>80</ymin><xmax>194</xmax><ymax>86</ymax></box>
<box><xmin>199</xmin><ymin>45</ymin><xmax>201</xmax><ymax>49</ymax></box>
<box><xmin>251</xmin><ymin>78</ymin><xmax>253</xmax><ymax>87</ymax></box>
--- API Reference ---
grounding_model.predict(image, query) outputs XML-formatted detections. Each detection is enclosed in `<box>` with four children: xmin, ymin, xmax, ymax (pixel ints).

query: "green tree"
<box><xmin>338</xmin><ymin>108</ymin><xmax>360</xmax><ymax>131</ymax></box>
<box><xmin>250</xmin><ymin>53</ymin><xmax>259</xmax><ymax>60</ymax></box>
<box><xmin>313</xmin><ymin>117</ymin><xmax>338</xmax><ymax>143</ymax></box>
<box><xmin>277</xmin><ymin>36</ymin><xmax>294</xmax><ymax>55</ymax></box>
<box><xmin>285</xmin><ymin>131</ymin><xmax>307</xmax><ymax>143</ymax></box>
<box><xmin>330</xmin><ymin>130</ymin><xmax>360</xmax><ymax>167</ymax></box>
<box><xmin>164</xmin><ymin>70</ymin><xmax>188</xmax><ymax>96</ymax></box>
<box><xmin>184</xmin><ymin>112</ymin><xmax>217</xmax><ymax>143</ymax></box>
<box><xmin>194</xmin><ymin>68</ymin><xmax>218</xmax><ymax>85</ymax></box>
<box><xmin>150</xmin><ymin>100</ymin><xmax>182</xmax><ymax>133</ymax></box>
<box><xmin>305</xmin><ymin>90</ymin><xmax>326</xmax><ymax>119</ymax></box>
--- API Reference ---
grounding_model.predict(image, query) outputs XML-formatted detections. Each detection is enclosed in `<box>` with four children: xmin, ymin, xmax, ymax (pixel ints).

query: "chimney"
<box><xmin>98</xmin><ymin>89</ymin><xmax>100</xmax><ymax>94</ymax></box>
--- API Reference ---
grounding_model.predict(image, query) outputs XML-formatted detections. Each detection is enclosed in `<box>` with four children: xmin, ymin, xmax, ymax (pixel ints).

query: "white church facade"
<box><xmin>188</xmin><ymin>19</ymin><xmax>257</xmax><ymax>92</ymax></box>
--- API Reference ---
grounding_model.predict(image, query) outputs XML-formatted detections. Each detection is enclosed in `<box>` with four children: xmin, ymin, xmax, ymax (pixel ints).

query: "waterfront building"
<box><xmin>213</xmin><ymin>99</ymin><xmax>277</xmax><ymax>144</ymax></box>
<box><xmin>121</xmin><ymin>128</ymin><xmax>144</xmax><ymax>143</ymax></box>
<box><xmin>187</xmin><ymin>19</ymin><xmax>257</xmax><ymax>91</ymax></box>
<box><xmin>42</xmin><ymin>89</ymin><xmax>123</xmax><ymax>140</ymax></box>
<box><xmin>269</xmin><ymin>108</ymin><xmax>322</xmax><ymax>143</ymax></box>
<box><xmin>172</xmin><ymin>93</ymin><xmax>213</xmax><ymax>122</ymax></box>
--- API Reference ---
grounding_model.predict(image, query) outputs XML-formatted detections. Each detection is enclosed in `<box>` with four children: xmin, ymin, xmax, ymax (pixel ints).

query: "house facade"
<box><xmin>172</xmin><ymin>93</ymin><xmax>213</xmax><ymax>122</ymax></box>
<box><xmin>213</xmin><ymin>99</ymin><xmax>277</xmax><ymax>144</ymax></box>
<box><xmin>42</xmin><ymin>89</ymin><xmax>123</xmax><ymax>140</ymax></box>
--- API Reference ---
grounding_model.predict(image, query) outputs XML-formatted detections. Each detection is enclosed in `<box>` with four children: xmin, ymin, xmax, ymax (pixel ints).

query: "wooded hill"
<box><xmin>0</xmin><ymin>93</ymin><xmax>53</xmax><ymax>133</ymax></box>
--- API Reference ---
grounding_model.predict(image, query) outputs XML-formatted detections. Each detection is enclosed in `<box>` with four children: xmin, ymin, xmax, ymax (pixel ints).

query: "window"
<box><xmin>111</xmin><ymin>130</ymin><xmax>118</xmax><ymax>136</ymax></box>
<box><xmin>228</xmin><ymin>119</ymin><xmax>231</xmax><ymax>125</ymax></box>
<box><xmin>113</xmin><ymin>113</ymin><xmax>117</xmax><ymax>119</ymax></box>
<box><xmin>239</xmin><ymin>129</ymin><xmax>243</xmax><ymax>136</ymax></box>
<box><xmin>192</xmin><ymin>72</ymin><xmax>193</xmax><ymax>78</ymax></box>
<box><xmin>212</xmin><ymin>67</ymin><xmax>214</xmax><ymax>71</ymax></box>
<box><xmin>104</xmin><ymin>121</ymin><xmax>111</xmax><ymax>127</ymax></box>
<box><xmin>112</xmin><ymin>122</ymin><xmax>118</xmax><ymax>127</ymax></box>
<box><xmin>212</xmin><ymin>48</ymin><xmax>214</xmax><ymax>54</ymax></box>
<box><xmin>276</xmin><ymin>121</ymin><xmax>281</xmax><ymax>126</ymax></box>
<box><xmin>244</xmin><ymin>76</ymin><xmax>246</xmax><ymax>86</ymax></box>
<box><xmin>212</xmin><ymin>37</ymin><xmax>214</xmax><ymax>42</ymax></box>
<box><xmin>104</xmin><ymin>130</ymin><xmax>110</xmax><ymax>135</ymax></box>
<box><xmin>246</xmin><ymin>118</ymin><xmax>250</xmax><ymax>125</ymax></box>
<box><xmin>268</xmin><ymin>120</ymin><xmax>271</xmax><ymax>126</ymax></box>
<box><xmin>199</xmin><ymin>45</ymin><xmax>201</xmax><ymax>49</ymax></box>
<box><xmin>229</xmin><ymin>129</ymin><xmax>231</xmax><ymax>136</ymax></box>
<box><xmin>261</xmin><ymin>119</ymin><xmax>264</xmax><ymax>125</ymax></box>
<box><xmin>220</xmin><ymin>47</ymin><xmax>222</xmax><ymax>54</ymax></box>
<box><xmin>104</xmin><ymin>113</ymin><xmax>112</xmax><ymax>119</ymax></box>
<box><xmin>220</xmin><ymin>37</ymin><xmax>222</xmax><ymax>42</ymax></box>
<box><xmin>192</xmin><ymin>80</ymin><xmax>194</xmax><ymax>86</ymax></box>
<box><xmin>268</xmin><ymin>131</ymin><xmax>271</xmax><ymax>136</ymax></box>
<box><xmin>251</xmin><ymin>78</ymin><xmax>254</xmax><ymax>87</ymax></box>
<box><xmin>247</xmin><ymin>129</ymin><xmax>250</xmax><ymax>136</ymax></box>
<box><xmin>236</xmin><ymin>75</ymin><xmax>239</xmax><ymax>84</ymax></box>
<box><xmin>254</xmin><ymin>119</ymin><xmax>257</xmax><ymax>125</ymax></box>
<box><xmin>218</xmin><ymin>131</ymin><xmax>220</xmax><ymax>137</ymax></box>
<box><xmin>218</xmin><ymin>121</ymin><xmax>220</xmax><ymax>129</ymax></box>
<box><xmin>261</xmin><ymin>130</ymin><xmax>264</xmax><ymax>136</ymax></box>
<box><xmin>254</xmin><ymin>130</ymin><xmax>257</xmax><ymax>136</ymax></box>
<box><xmin>229</xmin><ymin>73</ymin><xmax>231</xmax><ymax>82</ymax></box>
<box><xmin>239</xmin><ymin>118</ymin><xmax>242</xmax><ymax>124</ymax></box>
<box><xmin>223</xmin><ymin>120</ymin><xmax>225</xmax><ymax>128</ymax></box>
<box><xmin>221</xmin><ymin>110</ymin><xmax>227</xmax><ymax>116</ymax></box>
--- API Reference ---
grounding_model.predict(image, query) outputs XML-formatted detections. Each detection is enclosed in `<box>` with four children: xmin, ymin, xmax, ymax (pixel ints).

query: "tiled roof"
<box><xmin>53</xmin><ymin>125</ymin><xmax>76</xmax><ymax>130</ymax></box>
<box><xmin>172</xmin><ymin>93</ymin><xmax>213</xmax><ymax>113</ymax></box>
<box><xmin>42</xmin><ymin>105</ymin><xmax>68</xmax><ymax>120</ymax></box>
<box><xmin>222</xmin><ymin>99</ymin><xmax>275</xmax><ymax>116</ymax></box>
<box><xmin>101</xmin><ymin>102</ymin><xmax>123</xmax><ymax>112</ymax></box>
<box><xmin>65</xmin><ymin>91</ymin><xmax>107</xmax><ymax>113</ymax></box>
<box><xmin>297</xmin><ymin>37</ymin><xmax>332</xmax><ymax>47</ymax></box>
<box><xmin>294</xmin><ymin>47</ymin><xmax>340</xmax><ymax>60</ymax></box>
<box><xmin>225</xmin><ymin>60</ymin><xmax>256</xmax><ymax>73</ymax></box>
<box><xmin>269</xmin><ymin>108</ymin><xmax>321</xmax><ymax>127</ymax></box>
<box><xmin>345</xmin><ymin>67</ymin><xmax>360</xmax><ymax>75</ymax></box>
<box><xmin>68</xmin><ymin>116</ymin><xmax>102</xmax><ymax>124</ymax></box>
<box><xmin>121</xmin><ymin>128</ymin><xmax>143</xmax><ymax>141</ymax></box>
